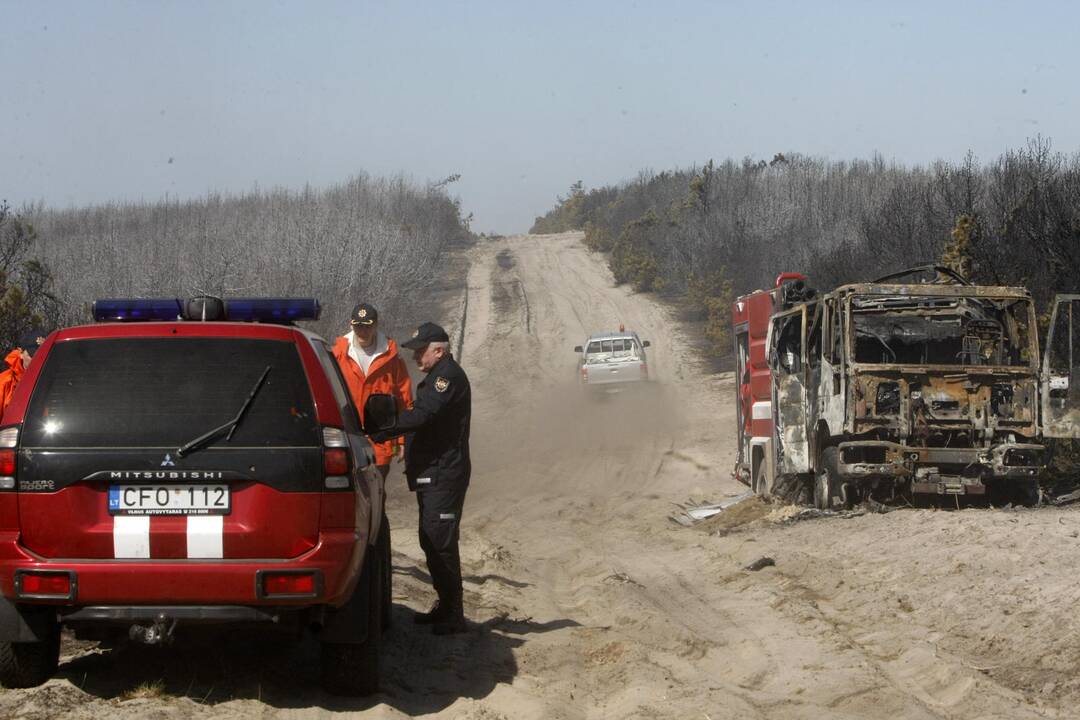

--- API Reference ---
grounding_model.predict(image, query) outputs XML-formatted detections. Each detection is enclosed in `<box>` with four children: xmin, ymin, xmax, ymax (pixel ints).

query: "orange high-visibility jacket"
<box><xmin>332</xmin><ymin>334</ymin><xmax>413</xmax><ymax>466</ymax></box>
<box><xmin>0</xmin><ymin>349</ymin><xmax>25</xmax><ymax>418</ymax></box>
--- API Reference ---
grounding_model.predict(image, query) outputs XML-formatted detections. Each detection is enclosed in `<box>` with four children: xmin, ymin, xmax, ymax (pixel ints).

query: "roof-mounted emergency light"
<box><xmin>226</xmin><ymin>298</ymin><xmax>321</xmax><ymax>323</ymax></box>
<box><xmin>92</xmin><ymin>298</ymin><xmax>185</xmax><ymax>322</ymax></box>
<box><xmin>92</xmin><ymin>297</ymin><xmax>321</xmax><ymax>324</ymax></box>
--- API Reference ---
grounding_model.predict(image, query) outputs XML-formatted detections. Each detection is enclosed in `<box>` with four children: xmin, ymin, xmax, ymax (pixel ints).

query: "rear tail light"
<box><xmin>581</xmin><ymin>365</ymin><xmax>588</xmax><ymax>382</ymax></box>
<box><xmin>0</xmin><ymin>451</ymin><xmax>14</xmax><ymax>479</ymax></box>
<box><xmin>321</xmin><ymin>427</ymin><xmax>351</xmax><ymax>489</ymax></box>
<box><xmin>258</xmin><ymin>570</ymin><xmax>320</xmax><ymax>598</ymax></box>
<box><xmin>640</xmin><ymin>362</ymin><xmax>648</xmax><ymax>380</ymax></box>
<box><xmin>0</xmin><ymin>427</ymin><xmax>17</xmax><ymax>490</ymax></box>
<box><xmin>323</xmin><ymin>449</ymin><xmax>349</xmax><ymax>476</ymax></box>
<box><xmin>15</xmin><ymin>570</ymin><xmax>75</xmax><ymax>600</ymax></box>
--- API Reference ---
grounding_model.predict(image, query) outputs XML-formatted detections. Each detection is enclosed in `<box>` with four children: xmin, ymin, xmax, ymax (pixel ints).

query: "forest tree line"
<box><xmin>0</xmin><ymin>172</ymin><xmax>472</xmax><ymax>347</ymax></box>
<box><xmin>531</xmin><ymin>139</ymin><xmax>1080</xmax><ymax>356</ymax></box>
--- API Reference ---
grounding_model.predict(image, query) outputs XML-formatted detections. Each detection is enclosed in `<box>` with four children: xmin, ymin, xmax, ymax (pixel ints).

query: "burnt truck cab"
<box><xmin>735</xmin><ymin>266</ymin><xmax>1080</xmax><ymax>507</ymax></box>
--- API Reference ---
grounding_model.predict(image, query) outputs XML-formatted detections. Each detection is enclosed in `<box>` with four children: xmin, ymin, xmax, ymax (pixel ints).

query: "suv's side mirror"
<box><xmin>363</xmin><ymin>394</ymin><xmax>398</xmax><ymax>433</ymax></box>
<box><xmin>642</xmin><ymin>341</ymin><xmax>651</xmax><ymax>348</ymax></box>
<box><xmin>573</xmin><ymin>346</ymin><xmax>583</xmax><ymax>353</ymax></box>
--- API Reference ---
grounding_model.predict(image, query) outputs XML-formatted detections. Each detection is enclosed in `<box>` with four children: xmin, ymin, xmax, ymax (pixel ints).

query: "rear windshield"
<box><xmin>584</xmin><ymin>338</ymin><xmax>640</xmax><ymax>363</ymax></box>
<box><xmin>23</xmin><ymin>338</ymin><xmax>319</xmax><ymax>448</ymax></box>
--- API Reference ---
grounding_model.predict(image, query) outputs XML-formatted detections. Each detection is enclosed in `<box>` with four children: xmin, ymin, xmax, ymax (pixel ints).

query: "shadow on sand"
<box><xmin>59</xmin><ymin>587</ymin><xmax>575</xmax><ymax>714</ymax></box>
<box><xmin>395</xmin><ymin>561</ymin><xmax>532</xmax><ymax>591</ymax></box>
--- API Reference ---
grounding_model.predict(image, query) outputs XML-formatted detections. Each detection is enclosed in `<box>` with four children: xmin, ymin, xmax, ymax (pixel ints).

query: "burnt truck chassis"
<box><xmin>835</xmin><ymin>438</ymin><xmax>1043</xmax><ymax>501</ymax></box>
<box><xmin>766</xmin><ymin>271</ymin><xmax>1049</xmax><ymax>507</ymax></box>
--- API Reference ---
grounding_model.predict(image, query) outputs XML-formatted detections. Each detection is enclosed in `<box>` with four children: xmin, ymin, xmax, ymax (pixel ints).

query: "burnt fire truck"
<box><xmin>731</xmin><ymin>273</ymin><xmax>815</xmax><ymax>500</ymax></box>
<box><xmin>733</xmin><ymin>267</ymin><xmax>1080</xmax><ymax>508</ymax></box>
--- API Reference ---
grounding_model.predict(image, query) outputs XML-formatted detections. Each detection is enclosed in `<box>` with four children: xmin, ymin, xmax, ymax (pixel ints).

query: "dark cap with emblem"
<box><xmin>401</xmin><ymin>321</ymin><xmax>450</xmax><ymax>349</ymax></box>
<box><xmin>349</xmin><ymin>303</ymin><xmax>378</xmax><ymax>326</ymax></box>
<box><xmin>18</xmin><ymin>328</ymin><xmax>48</xmax><ymax>358</ymax></box>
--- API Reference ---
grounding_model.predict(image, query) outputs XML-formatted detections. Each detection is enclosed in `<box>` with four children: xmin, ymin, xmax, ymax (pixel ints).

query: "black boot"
<box><xmin>432</xmin><ymin>598</ymin><xmax>467</xmax><ymax>635</ymax></box>
<box><xmin>413</xmin><ymin>601</ymin><xmax>446</xmax><ymax>625</ymax></box>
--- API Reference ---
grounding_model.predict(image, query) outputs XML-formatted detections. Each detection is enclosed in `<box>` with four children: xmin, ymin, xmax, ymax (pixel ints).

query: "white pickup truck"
<box><xmin>574</xmin><ymin>330</ymin><xmax>651</xmax><ymax>393</ymax></box>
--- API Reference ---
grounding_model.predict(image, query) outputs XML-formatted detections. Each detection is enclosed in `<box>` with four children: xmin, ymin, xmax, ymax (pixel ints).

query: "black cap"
<box><xmin>350</xmin><ymin>303</ymin><xmax>378</xmax><ymax>326</ymax></box>
<box><xmin>401</xmin><ymin>322</ymin><xmax>450</xmax><ymax>349</ymax></box>
<box><xmin>18</xmin><ymin>328</ymin><xmax>48</xmax><ymax>358</ymax></box>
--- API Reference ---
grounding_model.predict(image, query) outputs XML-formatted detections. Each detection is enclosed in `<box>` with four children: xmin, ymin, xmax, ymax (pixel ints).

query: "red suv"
<box><xmin>0</xmin><ymin>297</ymin><xmax>392</xmax><ymax>696</ymax></box>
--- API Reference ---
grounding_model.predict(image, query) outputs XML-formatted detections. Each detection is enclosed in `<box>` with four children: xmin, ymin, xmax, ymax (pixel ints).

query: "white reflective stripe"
<box><xmin>186</xmin><ymin>515</ymin><xmax>224</xmax><ymax>559</ymax></box>
<box><xmin>113</xmin><ymin>515</ymin><xmax>150</xmax><ymax>559</ymax></box>
<box><xmin>439</xmin><ymin>513</ymin><xmax>456</xmax><ymax>520</ymax></box>
<box><xmin>751</xmin><ymin>401</ymin><xmax>772</xmax><ymax>420</ymax></box>
<box><xmin>417</xmin><ymin>477</ymin><xmax>432</xmax><ymax>485</ymax></box>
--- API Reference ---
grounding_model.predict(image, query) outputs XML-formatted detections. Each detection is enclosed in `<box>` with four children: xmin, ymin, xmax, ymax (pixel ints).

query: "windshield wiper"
<box><xmin>176</xmin><ymin>365</ymin><xmax>272</xmax><ymax>458</ymax></box>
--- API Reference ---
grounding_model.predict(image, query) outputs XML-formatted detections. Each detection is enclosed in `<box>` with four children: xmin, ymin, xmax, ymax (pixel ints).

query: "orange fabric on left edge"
<box><xmin>0</xmin><ymin>349</ymin><xmax>25</xmax><ymax>417</ymax></box>
<box><xmin>332</xmin><ymin>335</ymin><xmax>413</xmax><ymax>465</ymax></box>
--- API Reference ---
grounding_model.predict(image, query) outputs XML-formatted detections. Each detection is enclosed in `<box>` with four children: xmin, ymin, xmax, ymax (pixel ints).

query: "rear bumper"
<box><xmin>61</xmin><ymin>605</ymin><xmax>281</xmax><ymax>624</ymax></box>
<box><xmin>0</xmin><ymin>529</ymin><xmax>363</xmax><ymax>607</ymax></box>
<box><xmin>584</xmin><ymin>380</ymin><xmax>648</xmax><ymax>394</ymax></box>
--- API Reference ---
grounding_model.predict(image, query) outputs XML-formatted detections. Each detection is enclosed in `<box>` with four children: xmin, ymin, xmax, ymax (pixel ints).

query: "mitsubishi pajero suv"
<box><xmin>0</xmin><ymin>297</ymin><xmax>393</xmax><ymax>696</ymax></box>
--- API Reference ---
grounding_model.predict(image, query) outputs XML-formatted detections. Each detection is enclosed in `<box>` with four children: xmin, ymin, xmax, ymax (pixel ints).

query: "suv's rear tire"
<box><xmin>321</xmin><ymin>546</ymin><xmax>383</xmax><ymax>696</ymax></box>
<box><xmin>0</xmin><ymin>620</ymin><xmax>60</xmax><ymax>688</ymax></box>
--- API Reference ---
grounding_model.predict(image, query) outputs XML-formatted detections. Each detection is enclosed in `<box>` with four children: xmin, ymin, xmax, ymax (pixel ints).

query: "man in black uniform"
<box><xmin>373</xmin><ymin>322</ymin><xmax>471</xmax><ymax>635</ymax></box>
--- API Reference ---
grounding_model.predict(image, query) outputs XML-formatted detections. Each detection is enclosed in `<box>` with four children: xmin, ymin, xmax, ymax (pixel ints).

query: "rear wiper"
<box><xmin>176</xmin><ymin>365</ymin><xmax>272</xmax><ymax>458</ymax></box>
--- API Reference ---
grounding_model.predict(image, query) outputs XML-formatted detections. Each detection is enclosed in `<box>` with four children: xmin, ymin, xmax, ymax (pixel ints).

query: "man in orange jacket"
<box><xmin>0</xmin><ymin>329</ymin><xmax>47</xmax><ymax>417</ymax></box>
<box><xmin>332</xmin><ymin>303</ymin><xmax>412</xmax><ymax>478</ymax></box>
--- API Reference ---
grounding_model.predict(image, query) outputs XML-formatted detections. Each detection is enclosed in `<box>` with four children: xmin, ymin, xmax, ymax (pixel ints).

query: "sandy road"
<box><xmin>397</xmin><ymin>233</ymin><xmax>1080</xmax><ymax>720</ymax></box>
<box><xmin>5</xmin><ymin>232</ymin><xmax>1080</xmax><ymax>719</ymax></box>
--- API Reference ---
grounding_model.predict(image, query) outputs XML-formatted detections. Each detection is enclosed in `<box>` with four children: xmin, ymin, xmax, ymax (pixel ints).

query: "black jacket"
<box><xmin>394</xmin><ymin>354</ymin><xmax>471</xmax><ymax>491</ymax></box>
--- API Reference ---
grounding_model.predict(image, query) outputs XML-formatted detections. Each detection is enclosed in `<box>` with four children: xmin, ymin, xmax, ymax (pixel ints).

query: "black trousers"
<box><xmin>416</xmin><ymin>481</ymin><xmax>468</xmax><ymax>610</ymax></box>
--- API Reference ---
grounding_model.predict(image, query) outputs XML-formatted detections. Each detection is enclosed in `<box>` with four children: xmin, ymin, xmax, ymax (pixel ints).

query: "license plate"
<box><xmin>108</xmin><ymin>485</ymin><xmax>230</xmax><ymax>516</ymax></box>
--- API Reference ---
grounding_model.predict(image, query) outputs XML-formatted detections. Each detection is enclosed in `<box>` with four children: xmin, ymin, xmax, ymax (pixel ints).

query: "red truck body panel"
<box><xmin>732</xmin><ymin>274</ymin><xmax>806</xmax><ymax>483</ymax></box>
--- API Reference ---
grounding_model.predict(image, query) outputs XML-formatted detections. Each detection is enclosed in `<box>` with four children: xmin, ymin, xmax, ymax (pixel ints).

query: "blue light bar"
<box><xmin>224</xmin><ymin>298</ymin><xmax>321</xmax><ymax>323</ymax></box>
<box><xmin>92</xmin><ymin>298</ymin><xmax>184</xmax><ymax>322</ymax></box>
<box><xmin>92</xmin><ymin>297</ymin><xmax>321</xmax><ymax>324</ymax></box>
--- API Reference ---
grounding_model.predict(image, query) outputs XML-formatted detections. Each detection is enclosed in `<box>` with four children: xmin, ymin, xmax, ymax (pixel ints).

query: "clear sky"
<box><xmin>2</xmin><ymin>1</ymin><xmax>1077</xmax><ymax>234</ymax></box>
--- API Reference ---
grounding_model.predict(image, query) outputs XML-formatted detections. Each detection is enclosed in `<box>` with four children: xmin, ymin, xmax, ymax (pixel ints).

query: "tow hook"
<box><xmin>129</xmin><ymin>613</ymin><xmax>177</xmax><ymax>645</ymax></box>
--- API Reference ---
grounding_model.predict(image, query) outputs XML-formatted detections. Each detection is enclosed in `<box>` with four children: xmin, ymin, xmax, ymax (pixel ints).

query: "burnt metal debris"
<box><xmin>669</xmin><ymin>492</ymin><xmax>755</xmax><ymax>526</ymax></box>
<box><xmin>744</xmin><ymin>557</ymin><xmax>775</xmax><ymax>571</ymax></box>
